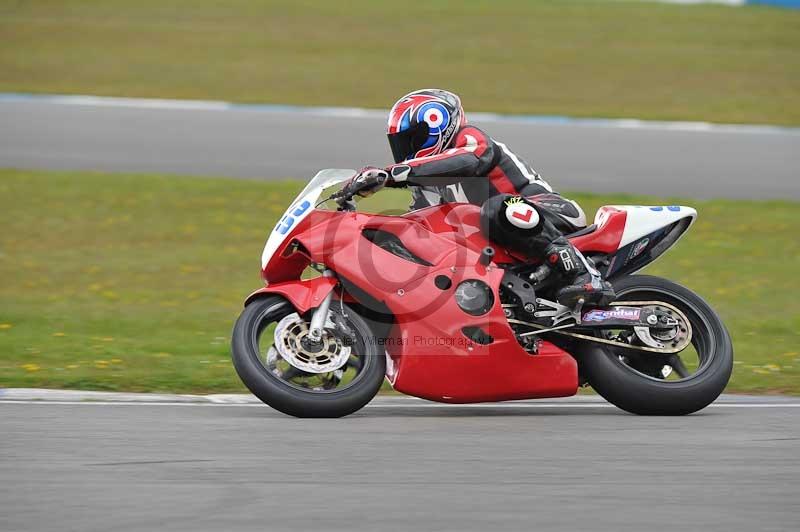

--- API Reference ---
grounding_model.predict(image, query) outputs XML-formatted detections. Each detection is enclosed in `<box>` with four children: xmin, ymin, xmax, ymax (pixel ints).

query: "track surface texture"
<box><xmin>1</xmin><ymin>98</ymin><xmax>798</xmax><ymax>199</ymax></box>
<box><xmin>1</xmin><ymin>395</ymin><xmax>798</xmax><ymax>532</ymax></box>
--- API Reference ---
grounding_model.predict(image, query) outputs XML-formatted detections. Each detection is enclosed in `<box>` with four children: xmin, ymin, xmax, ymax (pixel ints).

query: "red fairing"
<box><xmin>261</xmin><ymin>210</ymin><xmax>334</xmax><ymax>283</ymax></box>
<box><xmin>254</xmin><ymin>202</ymin><xmax>581</xmax><ymax>403</ymax></box>
<box><xmin>254</xmin><ymin>203</ymin><xmax>632</xmax><ymax>403</ymax></box>
<box><xmin>570</xmin><ymin>207</ymin><xmax>627</xmax><ymax>254</ymax></box>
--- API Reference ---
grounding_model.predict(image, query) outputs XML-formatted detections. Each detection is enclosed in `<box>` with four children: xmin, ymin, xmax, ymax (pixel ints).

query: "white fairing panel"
<box><xmin>261</xmin><ymin>169</ymin><xmax>355</xmax><ymax>269</ymax></box>
<box><xmin>611</xmin><ymin>205</ymin><xmax>697</xmax><ymax>248</ymax></box>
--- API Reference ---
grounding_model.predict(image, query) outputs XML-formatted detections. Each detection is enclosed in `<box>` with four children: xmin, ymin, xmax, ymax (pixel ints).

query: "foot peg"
<box><xmin>534</xmin><ymin>297</ymin><xmax>585</xmax><ymax>326</ymax></box>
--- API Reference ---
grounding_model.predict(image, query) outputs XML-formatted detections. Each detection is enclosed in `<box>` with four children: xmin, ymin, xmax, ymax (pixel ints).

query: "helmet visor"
<box><xmin>387</xmin><ymin>121</ymin><xmax>430</xmax><ymax>163</ymax></box>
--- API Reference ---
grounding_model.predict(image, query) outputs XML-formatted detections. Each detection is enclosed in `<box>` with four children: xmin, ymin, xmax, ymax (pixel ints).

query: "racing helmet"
<box><xmin>386</xmin><ymin>89</ymin><xmax>466</xmax><ymax>163</ymax></box>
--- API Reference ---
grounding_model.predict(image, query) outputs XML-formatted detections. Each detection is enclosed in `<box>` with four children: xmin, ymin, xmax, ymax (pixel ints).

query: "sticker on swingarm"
<box><xmin>582</xmin><ymin>308</ymin><xmax>641</xmax><ymax>322</ymax></box>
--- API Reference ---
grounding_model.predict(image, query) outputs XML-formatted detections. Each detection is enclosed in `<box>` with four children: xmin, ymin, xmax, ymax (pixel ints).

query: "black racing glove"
<box><xmin>341</xmin><ymin>166</ymin><xmax>390</xmax><ymax>198</ymax></box>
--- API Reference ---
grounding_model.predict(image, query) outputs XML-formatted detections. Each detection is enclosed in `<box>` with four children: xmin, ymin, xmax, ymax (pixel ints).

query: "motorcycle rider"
<box><xmin>340</xmin><ymin>88</ymin><xmax>615</xmax><ymax>307</ymax></box>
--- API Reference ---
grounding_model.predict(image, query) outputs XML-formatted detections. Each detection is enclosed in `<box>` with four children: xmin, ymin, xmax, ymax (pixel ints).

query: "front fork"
<box><xmin>307</xmin><ymin>269</ymin><xmax>336</xmax><ymax>341</ymax></box>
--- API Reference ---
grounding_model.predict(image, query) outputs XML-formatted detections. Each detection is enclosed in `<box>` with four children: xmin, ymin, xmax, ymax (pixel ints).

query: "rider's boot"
<box><xmin>544</xmin><ymin>237</ymin><xmax>616</xmax><ymax>308</ymax></box>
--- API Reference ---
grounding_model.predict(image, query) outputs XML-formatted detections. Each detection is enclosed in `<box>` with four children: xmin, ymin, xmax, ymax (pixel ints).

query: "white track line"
<box><xmin>1</xmin><ymin>93</ymin><xmax>797</xmax><ymax>135</ymax></box>
<box><xmin>1</xmin><ymin>400</ymin><xmax>799</xmax><ymax>408</ymax></box>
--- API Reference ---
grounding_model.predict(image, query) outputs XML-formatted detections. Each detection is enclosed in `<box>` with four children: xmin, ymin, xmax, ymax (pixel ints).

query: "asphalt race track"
<box><xmin>2</xmin><ymin>98</ymin><xmax>799</xmax><ymax>531</ymax></box>
<box><xmin>1</xmin><ymin>395</ymin><xmax>798</xmax><ymax>532</ymax></box>
<box><xmin>2</xmin><ymin>97</ymin><xmax>799</xmax><ymax>199</ymax></box>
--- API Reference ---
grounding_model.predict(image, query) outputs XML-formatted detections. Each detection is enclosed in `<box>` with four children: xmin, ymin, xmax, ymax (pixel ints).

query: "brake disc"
<box><xmin>273</xmin><ymin>312</ymin><xmax>351</xmax><ymax>374</ymax></box>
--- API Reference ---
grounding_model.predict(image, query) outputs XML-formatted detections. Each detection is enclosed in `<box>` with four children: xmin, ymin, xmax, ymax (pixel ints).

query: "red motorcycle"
<box><xmin>232</xmin><ymin>169</ymin><xmax>733</xmax><ymax>417</ymax></box>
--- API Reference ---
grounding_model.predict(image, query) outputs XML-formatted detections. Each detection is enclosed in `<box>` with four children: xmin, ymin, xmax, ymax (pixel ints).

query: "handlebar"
<box><xmin>329</xmin><ymin>188</ymin><xmax>357</xmax><ymax>211</ymax></box>
<box><xmin>329</xmin><ymin>170</ymin><xmax>391</xmax><ymax>211</ymax></box>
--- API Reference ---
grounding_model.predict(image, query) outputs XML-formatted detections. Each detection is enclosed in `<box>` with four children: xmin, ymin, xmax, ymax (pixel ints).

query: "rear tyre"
<box><xmin>579</xmin><ymin>275</ymin><xmax>733</xmax><ymax>415</ymax></box>
<box><xmin>231</xmin><ymin>295</ymin><xmax>386</xmax><ymax>417</ymax></box>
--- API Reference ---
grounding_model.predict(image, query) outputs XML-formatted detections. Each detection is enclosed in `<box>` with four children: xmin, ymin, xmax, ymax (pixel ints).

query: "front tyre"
<box><xmin>231</xmin><ymin>295</ymin><xmax>386</xmax><ymax>417</ymax></box>
<box><xmin>579</xmin><ymin>275</ymin><xmax>733</xmax><ymax>415</ymax></box>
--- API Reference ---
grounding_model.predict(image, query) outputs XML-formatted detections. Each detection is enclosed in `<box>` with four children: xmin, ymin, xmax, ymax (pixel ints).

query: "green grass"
<box><xmin>1</xmin><ymin>0</ymin><xmax>799</xmax><ymax>125</ymax></box>
<box><xmin>1</xmin><ymin>169</ymin><xmax>799</xmax><ymax>394</ymax></box>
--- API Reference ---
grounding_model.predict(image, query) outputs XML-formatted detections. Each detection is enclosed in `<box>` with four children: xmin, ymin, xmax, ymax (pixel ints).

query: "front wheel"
<box><xmin>231</xmin><ymin>295</ymin><xmax>386</xmax><ymax>417</ymax></box>
<box><xmin>579</xmin><ymin>275</ymin><xmax>733</xmax><ymax>415</ymax></box>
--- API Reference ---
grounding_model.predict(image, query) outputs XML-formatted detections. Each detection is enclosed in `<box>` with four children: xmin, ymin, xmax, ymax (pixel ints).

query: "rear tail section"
<box><xmin>572</xmin><ymin>205</ymin><xmax>696</xmax><ymax>278</ymax></box>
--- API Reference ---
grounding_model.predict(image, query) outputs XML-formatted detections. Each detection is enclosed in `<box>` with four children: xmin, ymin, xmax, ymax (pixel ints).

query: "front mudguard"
<box><xmin>244</xmin><ymin>276</ymin><xmax>337</xmax><ymax>313</ymax></box>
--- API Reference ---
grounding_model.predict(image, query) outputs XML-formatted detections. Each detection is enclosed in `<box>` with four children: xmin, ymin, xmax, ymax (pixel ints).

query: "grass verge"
<box><xmin>0</xmin><ymin>169</ymin><xmax>798</xmax><ymax>394</ymax></box>
<box><xmin>1</xmin><ymin>0</ymin><xmax>798</xmax><ymax>125</ymax></box>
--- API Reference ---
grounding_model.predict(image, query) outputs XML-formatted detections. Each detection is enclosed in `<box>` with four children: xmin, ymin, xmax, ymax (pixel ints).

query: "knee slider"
<box><xmin>481</xmin><ymin>195</ymin><xmax>546</xmax><ymax>252</ymax></box>
<box><xmin>502</xmin><ymin>196</ymin><xmax>541</xmax><ymax>229</ymax></box>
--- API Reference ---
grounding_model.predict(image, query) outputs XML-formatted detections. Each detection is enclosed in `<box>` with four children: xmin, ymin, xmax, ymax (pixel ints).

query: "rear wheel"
<box><xmin>579</xmin><ymin>275</ymin><xmax>733</xmax><ymax>415</ymax></box>
<box><xmin>231</xmin><ymin>295</ymin><xmax>386</xmax><ymax>417</ymax></box>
